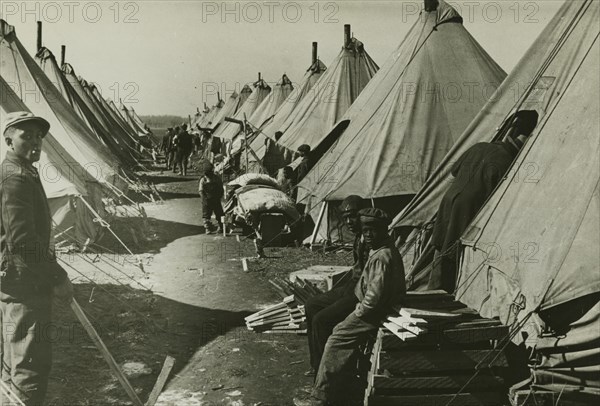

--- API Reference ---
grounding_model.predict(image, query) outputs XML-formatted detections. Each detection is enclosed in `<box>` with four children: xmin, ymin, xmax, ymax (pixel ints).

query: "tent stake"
<box><xmin>70</xmin><ymin>299</ymin><xmax>144</xmax><ymax>406</ymax></box>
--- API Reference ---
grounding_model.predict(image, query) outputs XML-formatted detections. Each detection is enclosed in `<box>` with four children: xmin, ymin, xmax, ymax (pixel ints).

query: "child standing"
<box><xmin>198</xmin><ymin>162</ymin><xmax>224</xmax><ymax>233</ymax></box>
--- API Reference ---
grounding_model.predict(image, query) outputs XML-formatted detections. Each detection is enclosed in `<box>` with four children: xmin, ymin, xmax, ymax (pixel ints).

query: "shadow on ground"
<box><xmin>96</xmin><ymin>216</ymin><xmax>204</xmax><ymax>254</ymax></box>
<box><xmin>47</xmin><ymin>283</ymin><xmax>252</xmax><ymax>405</ymax></box>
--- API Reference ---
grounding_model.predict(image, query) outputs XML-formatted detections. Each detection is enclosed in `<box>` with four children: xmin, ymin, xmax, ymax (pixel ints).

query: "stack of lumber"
<box><xmin>245</xmin><ymin>295</ymin><xmax>306</xmax><ymax>333</ymax></box>
<box><xmin>365</xmin><ymin>291</ymin><xmax>511</xmax><ymax>406</ymax></box>
<box><xmin>245</xmin><ymin>276</ymin><xmax>323</xmax><ymax>334</ymax></box>
<box><xmin>268</xmin><ymin>275</ymin><xmax>323</xmax><ymax>305</ymax></box>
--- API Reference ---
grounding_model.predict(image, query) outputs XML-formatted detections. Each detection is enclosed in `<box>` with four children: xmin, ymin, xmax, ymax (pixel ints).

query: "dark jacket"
<box><xmin>354</xmin><ymin>238</ymin><xmax>405</xmax><ymax>320</ymax></box>
<box><xmin>198</xmin><ymin>173</ymin><xmax>224</xmax><ymax>201</ymax></box>
<box><xmin>0</xmin><ymin>152</ymin><xmax>67</xmax><ymax>298</ymax></box>
<box><xmin>431</xmin><ymin>141</ymin><xmax>518</xmax><ymax>253</ymax></box>
<box><xmin>177</xmin><ymin>131</ymin><xmax>193</xmax><ymax>153</ymax></box>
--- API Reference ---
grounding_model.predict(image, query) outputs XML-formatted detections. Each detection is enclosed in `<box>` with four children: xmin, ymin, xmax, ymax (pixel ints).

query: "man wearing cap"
<box><xmin>304</xmin><ymin>195</ymin><xmax>369</xmax><ymax>378</ymax></box>
<box><xmin>161</xmin><ymin>128</ymin><xmax>174</xmax><ymax>169</ymax></box>
<box><xmin>429</xmin><ymin>110</ymin><xmax>539</xmax><ymax>293</ymax></box>
<box><xmin>176</xmin><ymin>123</ymin><xmax>193</xmax><ymax>176</ymax></box>
<box><xmin>296</xmin><ymin>208</ymin><xmax>405</xmax><ymax>406</ymax></box>
<box><xmin>0</xmin><ymin>112</ymin><xmax>74</xmax><ymax>405</ymax></box>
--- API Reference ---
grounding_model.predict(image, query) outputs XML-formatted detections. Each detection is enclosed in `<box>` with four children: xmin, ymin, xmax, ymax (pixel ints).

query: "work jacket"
<box><xmin>354</xmin><ymin>238</ymin><xmax>405</xmax><ymax>320</ymax></box>
<box><xmin>0</xmin><ymin>151</ymin><xmax>67</xmax><ymax>298</ymax></box>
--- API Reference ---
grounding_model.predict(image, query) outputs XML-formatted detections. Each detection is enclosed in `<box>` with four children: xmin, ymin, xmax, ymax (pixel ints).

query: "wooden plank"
<box><xmin>379</xmin><ymin>350</ymin><xmax>508</xmax><ymax>374</ymax></box>
<box><xmin>443</xmin><ymin>325</ymin><xmax>509</xmax><ymax>344</ymax></box>
<box><xmin>145</xmin><ymin>356</ymin><xmax>176</xmax><ymax>406</ymax></box>
<box><xmin>398</xmin><ymin>307</ymin><xmax>464</xmax><ymax>320</ymax></box>
<box><xmin>368</xmin><ymin>392</ymin><xmax>505</xmax><ymax>406</ymax></box>
<box><xmin>70</xmin><ymin>300</ymin><xmax>144</xmax><ymax>406</ymax></box>
<box><xmin>385</xmin><ymin>318</ymin><xmax>428</xmax><ymax>336</ymax></box>
<box><xmin>372</xmin><ymin>373</ymin><xmax>504</xmax><ymax>391</ymax></box>
<box><xmin>383</xmin><ymin>322</ymin><xmax>419</xmax><ymax>342</ymax></box>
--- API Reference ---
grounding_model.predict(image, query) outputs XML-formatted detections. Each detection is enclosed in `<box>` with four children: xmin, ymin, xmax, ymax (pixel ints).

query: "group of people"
<box><xmin>0</xmin><ymin>107</ymin><xmax>538</xmax><ymax>405</ymax></box>
<box><xmin>160</xmin><ymin>123</ymin><xmax>202</xmax><ymax>176</ymax></box>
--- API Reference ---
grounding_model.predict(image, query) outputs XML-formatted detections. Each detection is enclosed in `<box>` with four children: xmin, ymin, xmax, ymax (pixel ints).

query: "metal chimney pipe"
<box><xmin>344</xmin><ymin>24</ymin><xmax>351</xmax><ymax>47</ymax></box>
<box><xmin>60</xmin><ymin>45</ymin><xmax>66</xmax><ymax>66</ymax></box>
<box><xmin>217</xmin><ymin>91</ymin><xmax>221</xmax><ymax>101</ymax></box>
<box><xmin>258</xmin><ymin>72</ymin><xmax>261</xmax><ymax>81</ymax></box>
<box><xmin>312</xmin><ymin>42</ymin><xmax>318</xmax><ymax>64</ymax></box>
<box><xmin>424</xmin><ymin>0</ymin><xmax>439</xmax><ymax>12</ymax></box>
<box><xmin>36</xmin><ymin>21</ymin><xmax>42</xmax><ymax>51</ymax></box>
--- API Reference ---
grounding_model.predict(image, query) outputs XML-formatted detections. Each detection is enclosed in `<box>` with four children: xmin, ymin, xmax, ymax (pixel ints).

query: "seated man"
<box><xmin>429</xmin><ymin>110</ymin><xmax>538</xmax><ymax>292</ymax></box>
<box><xmin>304</xmin><ymin>196</ymin><xmax>369</xmax><ymax>377</ymax></box>
<box><xmin>296</xmin><ymin>208</ymin><xmax>406</xmax><ymax>406</ymax></box>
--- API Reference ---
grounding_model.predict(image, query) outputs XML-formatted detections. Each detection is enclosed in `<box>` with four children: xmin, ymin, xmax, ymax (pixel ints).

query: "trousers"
<box><xmin>305</xmin><ymin>282</ymin><xmax>357</xmax><ymax>371</ymax></box>
<box><xmin>312</xmin><ymin>312</ymin><xmax>378</xmax><ymax>405</ymax></box>
<box><xmin>201</xmin><ymin>198</ymin><xmax>224</xmax><ymax>227</ymax></box>
<box><xmin>0</xmin><ymin>293</ymin><xmax>53</xmax><ymax>406</ymax></box>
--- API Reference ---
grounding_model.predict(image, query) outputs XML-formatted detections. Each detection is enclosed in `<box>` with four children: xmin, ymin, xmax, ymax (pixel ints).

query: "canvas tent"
<box><xmin>383</xmin><ymin>0</ymin><xmax>598</xmax><ymax>401</ymax></box>
<box><xmin>214</xmin><ymin>76</ymin><xmax>272</xmax><ymax>142</ymax></box>
<box><xmin>0</xmin><ymin>19</ymin><xmax>120</xmax><ymax>187</ymax></box>
<box><xmin>35</xmin><ymin>47</ymin><xmax>138</xmax><ymax>168</ymax></box>
<box><xmin>454</xmin><ymin>0</ymin><xmax>599</xmax><ymax>401</ymax></box>
<box><xmin>297</xmin><ymin>0</ymin><xmax>506</xmax><ymax>243</ymax></box>
<box><xmin>256</xmin><ymin>30</ymin><xmax>379</xmax><ymax>175</ymax></box>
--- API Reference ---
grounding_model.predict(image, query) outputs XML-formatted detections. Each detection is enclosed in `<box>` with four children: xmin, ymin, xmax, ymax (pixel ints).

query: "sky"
<box><xmin>2</xmin><ymin>0</ymin><xmax>564</xmax><ymax>116</ymax></box>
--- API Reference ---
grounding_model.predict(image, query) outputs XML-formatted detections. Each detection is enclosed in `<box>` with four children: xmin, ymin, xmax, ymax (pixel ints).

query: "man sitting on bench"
<box><xmin>295</xmin><ymin>208</ymin><xmax>406</xmax><ymax>406</ymax></box>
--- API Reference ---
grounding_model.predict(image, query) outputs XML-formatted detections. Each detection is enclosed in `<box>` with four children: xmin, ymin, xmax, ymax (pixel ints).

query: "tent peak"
<box><xmin>0</xmin><ymin>19</ymin><xmax>15</xmax><ymax>37</ymax></box>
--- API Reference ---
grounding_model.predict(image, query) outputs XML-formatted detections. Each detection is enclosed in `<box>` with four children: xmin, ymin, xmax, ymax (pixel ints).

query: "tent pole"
<box><xmin>310</xmin><ymin>201</ymin><xmax>327</xmax><ymax>247</ymax></box>
<box><xmin>244</xmin><ymin>113</ymin><xmax>249</xmax><ymax>175</ymax></box>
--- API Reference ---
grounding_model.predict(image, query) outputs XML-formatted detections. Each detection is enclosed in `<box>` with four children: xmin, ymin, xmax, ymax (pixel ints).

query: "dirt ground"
<box><xmin>46</xmin><ymin>167</ymin><xmax>352</xmax><ymax>406</ymax></box>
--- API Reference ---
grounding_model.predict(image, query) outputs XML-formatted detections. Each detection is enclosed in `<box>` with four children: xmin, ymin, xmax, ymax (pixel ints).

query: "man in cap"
<box><xmin>296</xmin><ymin>208</ymin><xmax>405</xmax><ymax>406</ymax></box>
<box><xmin>161</xmin><ymin>128</ymin><xmax>174</xmax><ymax>169</ymax></box>
<box><xmin>429</xmin><ymin>110</ymin><xmax>539</xmax><ymax>293</ymax></box>
<box><xmin>304</xmin><ymin>195</ymin><xmax>369</xmax><ymax>377</ymax></box>
<box><xmin>198</xmin><ymin>162</ymin><xmax>224</xmax><ymax>233</ymax></box>
<box><xmin>295</xmin><ymin>144</ymin><xmax>312</xmax><ymax>184</ymax></box>
<box><xmin>0</xmin><ymin>112</ymin><xmax>74</xmax><ymax>405</ymax></box>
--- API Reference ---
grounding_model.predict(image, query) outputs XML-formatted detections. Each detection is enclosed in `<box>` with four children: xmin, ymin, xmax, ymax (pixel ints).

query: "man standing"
<box><xmin>304</xmin><ymin>195</ymin><xmax>368</xmax><ymax>377</ymax></box>
<box><xmin>429</xmin><ymin>110</ymin><xmax>539</xmax><ymax>292</ymax></box>
<box><xmin>176</xmin><ymin>124</ymin><xmax>193</xmax><ymax>176</ymax></box>
<box><xmin>198</xmin><ymin>162</ymin><xmax>224</xmax><ymax>234</ymax></box>
<box><xmin>0</xmin><ymin>112</ymin><xmax>73</xmax><ymax>405</ymax></box>
<box><xmin>295</xmin><ymin>144</ymin><xmax>311</xmax><ymax>184</ymax></box>
<box><xmin>296</xmin><ymin>208</ymin><xmax>405</xmax><ymax>406</ymax></box>
<box><xmin>161</xmin><ymin>128</ymin><xmax>173</xmax><ymax>169</ymax></box>
<box><xmin>170</xmin><ymin>126</ymin><xmax>180</xmax><ymax>173</ymax></box>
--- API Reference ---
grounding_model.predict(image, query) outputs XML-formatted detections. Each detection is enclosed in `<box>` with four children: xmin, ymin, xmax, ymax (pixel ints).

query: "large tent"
<box><xmin>0</xmin><ymin>19</ymin><xmax>120</xmax><ymax>187</ymax></box>
<box><xmin>209</xmin><ymin>91</ymin><xmax>240</xmax><ymax>131</ymax></box>
<box><xmin>36</xmin><ymin>47</ymin><xmax>138</xmax><ymax>168</ymax></box>
<box><xmin>61</xmin><ymin>63</ymin><xmax>142</xmax><ymax>164</ymax></box>
<box><xmin>452</xmin><ymin>0</ymin><xmax>599</xmax><ymax>401</ymax></box>
<box><xmin>245</xmin><ymin>57</ymin><xmax>327</xmax><ymax>172</ymax></box>
<box><xmin>257</xmin><ymin>31</ymin><xmax>379</xmax><ymax>174</ymax></box>
<box><xmin>298</xmin><ymin>0</ymin><xmax>506</xmax><ymax>243</ymax></box>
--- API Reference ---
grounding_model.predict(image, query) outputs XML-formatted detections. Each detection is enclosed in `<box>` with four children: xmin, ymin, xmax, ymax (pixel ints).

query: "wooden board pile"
<box><xmin>365</xmin><ymin>290</ymin><xmax>511</xmax><ymax>406</ymax></box>
<box><xmin>245</xmin><ymin>276</ymin><xmax>323</xmax><ymax>334</ymax></box>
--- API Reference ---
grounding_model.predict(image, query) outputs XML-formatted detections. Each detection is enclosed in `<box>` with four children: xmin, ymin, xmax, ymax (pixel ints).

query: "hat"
<box><xmin>298</xmin><ymin>144</ymin><xmax>311</xmax><ymax>153</ymax></box>
<box><xmin>202</xmin><ymin>162</ymin><xmax>214</xmax><ymax>174</ymax></box>
<box><xmin>3</xmin><ymin>111</ymin><xmax>50</xmax><ymax>137</ymax></box>
<box><xmin>358</xmin><ymin>208</ymin><xmax>390</xmax><ymax>226</ymax></box>
<box><xmin>340</xmin><ymin>195</ymin><xmax>366</xmax><ymax>214</ymax></box>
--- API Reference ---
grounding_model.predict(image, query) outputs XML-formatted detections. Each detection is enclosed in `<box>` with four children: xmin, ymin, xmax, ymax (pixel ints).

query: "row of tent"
<box><xmin>192</xmin><ymin>0</ymin><xmax>599</xmax><ymax>401</ymax></box>
<box><xmin>1</xmin><ymin>19</ymin><xmax>156</xmax><ymax>248</ymax></box>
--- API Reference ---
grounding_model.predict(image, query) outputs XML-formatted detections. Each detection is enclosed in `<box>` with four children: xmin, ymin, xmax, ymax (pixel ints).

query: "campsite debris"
<box><xmin>245</xmin><ymin>276</ymin><xmax>322</xmax><ymax>333</ymax></box>
<box><xmin>121</xmin><ymin>361</ymin><xmax>152</xmax><ymax>378</ymax></box>
<box><xmin>211</xmin><ymin>384</ymin><xmax>225</xmax><ymax>391</ymax></box>
<box><xmin>146</xmin><ymin>356</ymin><xmax>176</xmax><ymax>406</ymax></box>
<box><xmin>226</xmin><ymin>390</ymin><xmax>243</xmax><ymax>396</ymax></box>
<box><xmin>365</xmin><ymin>291</ymin><xmax>510</xmax><ymax>405</ymax></box>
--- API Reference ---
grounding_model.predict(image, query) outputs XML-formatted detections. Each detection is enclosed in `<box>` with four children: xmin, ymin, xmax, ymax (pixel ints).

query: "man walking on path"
<box><xmin>176</xmin><ymin>124</ymin><xmax>193</xmax><ymax>176</ymax></box>
<box><xmin>198</xmin><ymin>162</ymin><xmax>224</xmax><ymax>233</ymax></box>
<box><xmin>0</xmin><ymin>112</ymin><xmax>74</xmax><ymax>405</ymax></box>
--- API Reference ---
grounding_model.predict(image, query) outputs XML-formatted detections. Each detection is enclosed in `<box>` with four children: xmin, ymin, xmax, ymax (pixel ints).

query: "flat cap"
<box><xmin>358</xmin><ymin>208</ymin><xmax>390</xmax><ymax>225</ymax></box>
<box><xmin>340</xmin><ymin>195</ymin><xmax>366</xmax><ymax>213</ymax></box>
<box><xmin>3</xmin><ymin>111</ymin><xmax>50</xmax><ymax>137</ymax></box>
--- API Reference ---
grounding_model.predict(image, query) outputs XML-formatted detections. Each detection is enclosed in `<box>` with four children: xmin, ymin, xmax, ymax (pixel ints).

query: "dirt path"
<box><xmin>48</xmin><ymin>173</ymin><xmax>316</xmax><ymax>406</ymax></box>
